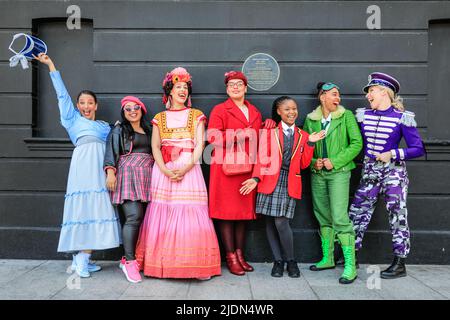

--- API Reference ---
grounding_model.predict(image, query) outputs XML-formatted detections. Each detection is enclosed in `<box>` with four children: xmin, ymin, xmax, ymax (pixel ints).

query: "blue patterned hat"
<box><xmin>9</xmin><ymin>33</ymin><xmax>47</xmax><ymax>69</ymax></box>
<box><xmin>363</xmin><ymin>72</ymin><xmax>400</xmax><ymax>94</ymax></box>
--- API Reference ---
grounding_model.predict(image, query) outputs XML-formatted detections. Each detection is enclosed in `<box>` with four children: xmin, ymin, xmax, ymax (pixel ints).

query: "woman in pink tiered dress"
<box><xmin>135</xmin><ymin>67</ymin><xmax>221</xmax><ymax>280</ymax></box>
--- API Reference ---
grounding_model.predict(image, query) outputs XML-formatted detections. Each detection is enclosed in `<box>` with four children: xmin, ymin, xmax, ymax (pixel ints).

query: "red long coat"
<box><xmin>208</xmin><ymin>98</ymin><xmax>262</xmax><ymax>220</ymax></box>
<box><xmin>252</xmin><ymin>123</ymin><xmax>314</xmax><ymax>199</ymax></box>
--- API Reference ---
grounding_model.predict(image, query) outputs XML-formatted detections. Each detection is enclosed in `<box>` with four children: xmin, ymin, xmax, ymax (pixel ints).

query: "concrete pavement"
<box><xmin>0</xmin><ymin>260</ymin><xmax>449</xmax><ymax>300</ymax></box>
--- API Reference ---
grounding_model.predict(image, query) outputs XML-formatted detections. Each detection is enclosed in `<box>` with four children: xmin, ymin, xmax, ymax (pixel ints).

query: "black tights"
<box><xmin>121</xmin><ymin>200</ymin><xmax>146</xmax><ymax>260</ymax></box>
<box><xmin>265</xmin><ymin>216</ymin><xmax>294</xmax><ymax>261</ymax></box>
<box><xmin>217</xmin><ymin>220</ymin><xmax>248</xmax><ymax>253</ymax></box>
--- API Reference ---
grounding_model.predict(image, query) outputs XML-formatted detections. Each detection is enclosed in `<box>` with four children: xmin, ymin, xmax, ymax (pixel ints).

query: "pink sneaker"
<box><xmin>120</xmin><ymin>257</ymin><xmax>142</xmax><ymax>283</ymax></box>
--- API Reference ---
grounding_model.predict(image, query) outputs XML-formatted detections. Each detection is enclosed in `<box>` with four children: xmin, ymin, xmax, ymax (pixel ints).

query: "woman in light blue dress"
<box><xmin>34</xmin><ymin>53</ymin><xmax>121</xmax><ymax>278</ymax></box>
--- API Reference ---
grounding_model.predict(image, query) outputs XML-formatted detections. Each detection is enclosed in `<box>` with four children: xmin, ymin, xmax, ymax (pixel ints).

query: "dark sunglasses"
<box><xmin>124</xmin><ymin>105</ymin><xmax>141</xmax><ymax>112</ymax></box>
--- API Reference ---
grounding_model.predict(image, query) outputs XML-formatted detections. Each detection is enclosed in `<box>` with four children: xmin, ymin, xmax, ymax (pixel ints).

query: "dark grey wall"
<box><xmin>1</xmin><ymin>0</ymin><xmax>450</xmax><ymax>264</ymax></box>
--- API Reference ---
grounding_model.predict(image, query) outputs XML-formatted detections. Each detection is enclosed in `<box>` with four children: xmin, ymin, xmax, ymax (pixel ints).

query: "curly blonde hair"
<box><xmin>384</xmin><ymin>87</ymin><xmax>405</xmax><ymax>111</ymax></box>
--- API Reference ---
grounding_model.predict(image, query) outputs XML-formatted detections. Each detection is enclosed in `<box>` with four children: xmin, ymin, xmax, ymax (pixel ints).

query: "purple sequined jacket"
<box><xmin>356</xmin><ymin>106</ymin><xmax>425</xmax><ymax>161</ymax></box>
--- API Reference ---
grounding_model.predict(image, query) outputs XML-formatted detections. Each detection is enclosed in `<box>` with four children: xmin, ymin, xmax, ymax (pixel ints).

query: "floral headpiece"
<box><xmin>162</xmin><ymin>67</ymin><xmax>192</xmax><ymax>87</ymax></box>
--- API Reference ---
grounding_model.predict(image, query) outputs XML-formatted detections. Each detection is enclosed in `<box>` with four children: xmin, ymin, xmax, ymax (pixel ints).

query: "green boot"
<box><xmin>309</xmin><ymin>227</ymin><xmax>335</xmax><ymax>271</ymax></box>
<box><xmin>337</xmin><ymin>233</ymin><xmax>357</xmax><ymax>284</ymax></box>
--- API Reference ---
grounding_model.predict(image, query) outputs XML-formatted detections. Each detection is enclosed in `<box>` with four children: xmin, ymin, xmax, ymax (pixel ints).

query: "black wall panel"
<box><xmin>0</xmin><ymin>0</ymin><xmax>449</xmax><ymax>263</ymax></box>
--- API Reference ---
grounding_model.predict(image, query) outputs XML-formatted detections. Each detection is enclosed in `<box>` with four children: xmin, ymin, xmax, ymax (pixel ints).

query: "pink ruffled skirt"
<box><xmin>135</xmin><ymin>152</ymin><xmax>221</xmax><ymax>278</ymax></box>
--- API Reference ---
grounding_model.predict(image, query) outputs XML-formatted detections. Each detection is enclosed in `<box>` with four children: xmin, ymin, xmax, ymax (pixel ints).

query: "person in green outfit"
<box><xmin>303</xmin><ymin>82</ymin><xmax>363</xmax><ymax>284</ymax></box>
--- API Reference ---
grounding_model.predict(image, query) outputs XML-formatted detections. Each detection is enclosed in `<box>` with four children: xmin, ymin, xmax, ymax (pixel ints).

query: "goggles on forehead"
<box><xmin>321</xmin><ymin>82</ymin><xmax>340</xmax><ymax>92</ymax></box>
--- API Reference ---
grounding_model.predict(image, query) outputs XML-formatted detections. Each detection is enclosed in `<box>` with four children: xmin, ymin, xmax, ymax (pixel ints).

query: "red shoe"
<box><xmin>236</xmin><ymin>249</ymin><xmax>254</xmax><ymax>272</ymax></box>
<box><xmin>226</xmin><ymin>252</ymin><xmax>245</xmax><ymax>276</ymax></box>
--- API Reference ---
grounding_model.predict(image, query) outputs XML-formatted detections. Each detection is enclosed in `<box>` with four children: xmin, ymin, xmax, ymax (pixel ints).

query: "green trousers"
<box><xmin>311</xmin><ymin>170</ymin><xmax>355</xmax><ymax>236</ymax></box>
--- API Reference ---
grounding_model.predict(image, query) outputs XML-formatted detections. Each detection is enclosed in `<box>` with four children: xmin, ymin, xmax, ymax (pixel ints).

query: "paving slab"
<box><xmin>355</xmin><ymin>264</ymin><xmax>447</xmax><ymax>300</ymax></box>
<box><xmin>301</xmin><ymin>264</ymin><xmax>384</xmax><ymax>300</ymax></box>
<box><xmin>119</xmin><ymin>295</ymin><xmax>176</xmax><ymax>300</ymax></box>
<box><xmin>247</xmin><ymin>263</ymin><xmax>318</xmax><ymax>300</ymax></box>
<box><xmin>121</xmin><ymin>277</ymin><xmax>191</xmax><ymax>299</ymax></box>
<box><xmin>0</xmin><ymin>260</ymin><xmax>70</xmax><ymax>300</ymax></box>
<box><xmin>0</xmin><ymin>260</ymin><xmax>47</xmax><ymax>286</ymax></box>
<box><xmin>186</xmin><ymin>268</ymin><xmax>253</xmax><ymax>300</ymax></box>
<box><xmin>407</xmin><ymin>265</ymin><xmax>450</xmax><ymax>298</ymax></box>
<box><xmin>0</xmin><ymin>261</ymin><xmax>449</xmax><ymax>300</ymax></box>
<box><xmin>51</xmin><ymin>262</ymin><xmax>130</xmax><ymax>300</ymax></box>
<box><xmin>300</xmin><ymin>264</ymin><xmax>347</xmax><ymax>287</ymax></box>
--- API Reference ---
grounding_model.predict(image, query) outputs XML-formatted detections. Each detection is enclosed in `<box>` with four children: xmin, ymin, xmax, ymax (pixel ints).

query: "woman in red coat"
<box><xmin>207</xmin><ymin>71</ymin><xmax>276</xmax><ymax>276</ymax></box>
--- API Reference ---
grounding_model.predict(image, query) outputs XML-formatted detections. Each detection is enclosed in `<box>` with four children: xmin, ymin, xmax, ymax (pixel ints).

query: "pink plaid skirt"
<box><xmin>111</xmin><ymin>152</ymin><xmax>154</xmax><ymax>204</ymax></box>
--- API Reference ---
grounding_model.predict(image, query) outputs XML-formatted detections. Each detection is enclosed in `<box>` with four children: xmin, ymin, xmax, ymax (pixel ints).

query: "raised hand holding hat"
<box><xmin>9</xmin><ymin>33</ymin><xmax>48</xmax><ymax>69</ymax></box>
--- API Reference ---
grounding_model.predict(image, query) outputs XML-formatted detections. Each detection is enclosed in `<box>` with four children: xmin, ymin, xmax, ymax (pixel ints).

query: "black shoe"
<box><xmin>381</xmin><ymin>256</ymin><xmax>407</xmax><ymax>279</ymax></box>
<box><xmin>286</xmin><ymin>260</ymin><xmax>300</xmax><ymax>278</ymax></box>
<box><xmin>336</xmin><ymin>250</ymin><xmax>360</xmax><ymax>269</ymax></box>
<box><xmin>339</xmin><ymin>275</ymin><xmax>357</xmax><ymax>285</ymax></box>
<box><xmin>271</xmin><ymin>260</ymin><xmax>285</xmax><ymax>277</ymax></box>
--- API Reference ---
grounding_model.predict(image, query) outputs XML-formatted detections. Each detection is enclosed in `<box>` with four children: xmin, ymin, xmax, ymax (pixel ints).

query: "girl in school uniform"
<box><xmin>239</xmin><ymin>96</ymin><xmax>325</xmax><ymax>277</ymax></box>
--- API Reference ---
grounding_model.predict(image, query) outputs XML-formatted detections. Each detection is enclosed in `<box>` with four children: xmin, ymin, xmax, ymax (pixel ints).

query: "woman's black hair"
<box><xmin>271</xmin><ymin>96</ymin><xmax>295</xmax><ymax>124</ymax></box>
<box><xmin>316</xmin><ymin>82</ymin><xmax>326</xmax><ymax>97</ymax></box>
<box><xmin>76</xmin><ymin>90</ymin><xmax>98</xmax><ymax>104</ymax></box>
<box><xmin>120</xmin><ymin>109</ymin><xmax>152</xmax><ymax>141</ymax></box>
<box><xmin>163</xmin><ymin>80</ymin><xmax>193</xmax><ymax>105</ymax></box>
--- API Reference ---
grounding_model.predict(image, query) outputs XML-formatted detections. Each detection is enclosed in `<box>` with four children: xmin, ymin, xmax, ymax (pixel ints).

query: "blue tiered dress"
<box><xmin>49</xmin><ymin>71</ymin><xmax>121</xmax><ymax>252</ymax></box>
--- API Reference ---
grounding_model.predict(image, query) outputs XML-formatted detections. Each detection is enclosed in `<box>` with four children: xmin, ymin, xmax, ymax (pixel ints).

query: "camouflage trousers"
<box><xmin>349</xmin><ymin>157</ymin><xmax>410</xmax><ymax>257</ymax></box>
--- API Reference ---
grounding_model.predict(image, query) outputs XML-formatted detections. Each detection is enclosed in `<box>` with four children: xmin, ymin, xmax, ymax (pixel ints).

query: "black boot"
<box><xmin>336</xmin><ymin>250</ymin><xmax>359</xmax><ymax>269</ymax></box>
<box><xmin>271</xmin><ymin>260</ymin><xmax>285</xmax><ymax>277</ymax></box>
<box><xmin>381</xmin><ymin>256</ymin><xmax>407</xmax><ymax>279</ymax></box>
<box><xmin>286</xmin><ymin>260</ymin><xmax>300</xmax><ymax>278</ymax></box>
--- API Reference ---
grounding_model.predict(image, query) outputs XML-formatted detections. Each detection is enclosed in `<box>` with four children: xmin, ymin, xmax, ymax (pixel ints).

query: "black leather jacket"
<box><xmin>103</xmin><ymin>123</ymin><xmax>151</xmax><ymax>171</ymax></box>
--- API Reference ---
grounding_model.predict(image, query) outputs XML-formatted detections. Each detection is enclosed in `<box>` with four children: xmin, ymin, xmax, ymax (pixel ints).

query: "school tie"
<box><xmin>282</xmin><ymin>128</ymin><xmax>294</xmax><ymax>171</ymax></box>
<box><xmin>286</xmin><ymin>128</ymin><xmax>293</xmax><ymax>142</ymax></box>
<box><xmin>321</xmin><ymin>121</ymin><xmax>329</xmax><ymax>159</ymax></box>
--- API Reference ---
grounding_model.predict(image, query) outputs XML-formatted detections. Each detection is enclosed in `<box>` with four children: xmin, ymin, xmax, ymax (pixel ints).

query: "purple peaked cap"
<box><xmin>363</xmin><ymin>72</ymin><xmax>400</xmax><ymax>94</ymax></box>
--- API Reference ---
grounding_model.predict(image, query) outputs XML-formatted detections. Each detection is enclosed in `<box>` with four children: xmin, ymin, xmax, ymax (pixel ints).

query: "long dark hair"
<box><xmin>120</xmin><ymin>109</ymin><xmax>152</xmax><ymax>141</ymax></box>
<box><xmin>271</xmin><ymin>96</ymin><xmax>295</xmax><ymax>124</ymax></box>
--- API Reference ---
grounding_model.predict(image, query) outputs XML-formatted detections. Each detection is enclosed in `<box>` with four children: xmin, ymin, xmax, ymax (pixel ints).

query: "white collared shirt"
<box><xmin>281</xmin><ymin>121</ymin><xmax>296</xmax><ymax>136</ymax></box>
<box><xmin>321</xmin><ymin>113</ymin><xmax>332</xmax><ymax>133</ymax></box>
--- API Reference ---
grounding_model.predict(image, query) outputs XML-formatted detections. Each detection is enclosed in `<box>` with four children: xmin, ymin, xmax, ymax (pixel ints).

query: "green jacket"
<box><xmin>303</xmin><ymin>105</ymin><xmax>363</xmax><ymax>173</ymax></box>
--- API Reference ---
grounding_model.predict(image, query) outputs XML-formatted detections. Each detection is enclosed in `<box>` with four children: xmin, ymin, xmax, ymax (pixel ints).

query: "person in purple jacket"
<box><xmin>348</xmin><ymin>72</ymin><xmax>425</xmax><ymax>279</ymax></box>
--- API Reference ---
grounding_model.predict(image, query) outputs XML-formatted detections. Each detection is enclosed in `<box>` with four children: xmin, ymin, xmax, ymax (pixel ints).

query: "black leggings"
<box><xmin>265</xmin><ymin>216</ymin><xmax>294</xmax><ymax>261</ymax></box>
<box><xmin>120</xmin><ymin>200</ymin><xmax>146</xmax><ymax>260</ymax></box>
